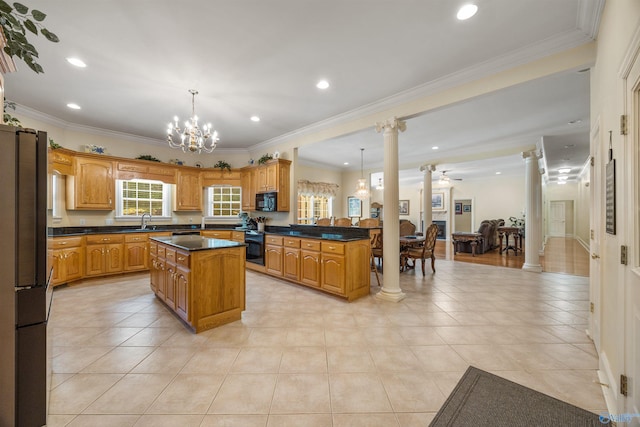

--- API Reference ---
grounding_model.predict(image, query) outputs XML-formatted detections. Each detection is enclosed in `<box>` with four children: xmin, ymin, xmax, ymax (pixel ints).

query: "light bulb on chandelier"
<box><xmin>354</xmin><ymin>148</ymin><xmax>370</xmax><ymax>200</ymax></box>
<box><xmin>167</xmin><ymin>89</ymin><xmax>219</xmax><ymax>154</ymax></box>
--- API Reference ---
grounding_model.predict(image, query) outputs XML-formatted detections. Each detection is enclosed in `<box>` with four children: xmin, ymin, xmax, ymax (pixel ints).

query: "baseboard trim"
<box><xmin>598</xmin><ymin>350</ymin><xmax>619</xmax><ymax>416</ymax></box>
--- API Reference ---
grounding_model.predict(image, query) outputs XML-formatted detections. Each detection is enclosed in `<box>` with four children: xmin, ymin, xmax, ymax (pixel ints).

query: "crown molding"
<box><xmin>14</xmin><ymin>103</ymin><xmax>250</xmax><ymax>154</ymax></box>
<box><xmin>577</xmin><ymin>0</ymin><xmax>605</xmax><ymax>39</ymax></box>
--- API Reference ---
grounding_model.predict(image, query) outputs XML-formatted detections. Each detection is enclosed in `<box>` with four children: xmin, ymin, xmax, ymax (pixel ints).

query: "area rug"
<box><xmin>430</xmin><ymin>366</ymin><xmax>602</xmax><ymax>426</ymax></box>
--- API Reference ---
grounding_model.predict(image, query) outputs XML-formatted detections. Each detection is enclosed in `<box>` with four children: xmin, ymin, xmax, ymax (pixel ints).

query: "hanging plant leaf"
<box><xmin>31</xmin><ymin>8</ymin><xmax>45</xmax><ymax>21</ymax></box>
<box><xmin>12</xmin><ymin>3</ymin><xmax>28</xmax><ymax>14</ymax></box>
<box><xmin>41</xmin><ymin>28</ymin><xmax>58</xmax><ymax>42</ymax></box>
<box><xmin>23</xmin><ymin>18</ymin><xmax>36</xmax><ymax>34</ymax></box>
<box><xmin>0</xmin><ymin>0</ymin><xmax>13</xmax><ymax>14</ymax></box>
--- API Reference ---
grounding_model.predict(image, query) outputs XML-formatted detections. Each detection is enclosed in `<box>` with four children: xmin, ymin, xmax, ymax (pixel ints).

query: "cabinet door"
<box><xmin>201</xmin><ymin>230</ymin><xmax>232</xmax><ymax>240</ymax></box>
<box><xmin>175</xmin><ymin>265</ymin><xmax>190</xmax><ymax>322</ymax></box>
<box><xmin>265</xmin><ymin>163</ymin><xmax>278</xmax><ymax>191</ymax></box>
<box><xmin>256</xmin><ymin>166</ymin><xmax>267</xmax><ymax>193</ymax></box>
<box><xmin>150</xmin><ymin>256</ymin><xmax>159</xmax><ymax>293</ymax></box>
<box><xmin>164</xmin><ymin>262</ymin><xmax>177</xmax><ymax>309</ymax></box>
<box><xmin>105</xmin><ymin>244</ymin><xmax>124</xmax><ymax>273</ymax></box>
<box><xmin>73</xmin><ymin>158</ymin><xmax>114</xmax><ymax>209</ymax></box>
<box><xmin>276</xmin><ymin>161</ymin><xmax>290</xmax><ymax>211</ymax></box>
<box><xmin>321</xmin><ymin>254</ymin><xmax>346</xmax><ymax>295</ymax></box>
<box><xmin>265</xmin><ymin>245</ymin><xmax>283</xmax><ymax>276</ymax></box>
<box><xmin>241</xmin><ymin>170</ymin><xmax>254</xmax><ymax>210</ymax></box>
<box><xmin>51</xmin><ymin>249</ymin><xmax>64</xmax><ymax>285</ymax></box>
<box><xmin>64</xmin><ymin>247</ymin><xmax>84</xmax><ymax>281</ymax></box>
<box><xmin>85</xmin><ymin>245</ymin><xmax>106</xmax><ymax>276</ymax></box>
<box><xmin>300</xmin><ymin>250</ymin><xmax>321</xmax><ymax>288</ymax></box>
<box><xmin>155</xmin><ymin>259</ymin><xmax>167</xmax><ymax>299</ymax></box>
<box><xmin>124</xmin><ymin>242</ymin><xmax>148</xmax><ymax>271</ymax></box>
<box><xmin>283</xmin><ymin>247</ymin><xmax>300</xmax><ymax>281</ymax></box>
<box><xmin>175</xmin><ymin>170</ymin><xmax>202</xmax><ymax>211</ymax></box>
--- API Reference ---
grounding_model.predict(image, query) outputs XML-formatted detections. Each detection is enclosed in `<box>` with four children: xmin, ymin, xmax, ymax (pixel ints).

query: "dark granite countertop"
<box><xmin>265</xmin><ymin>224</ymin><xmax>370</xmax><ymax>242</ymax></box>
<box><xmin>151</xmin><ymin>235</ymin><xmax>246</xmax><ymax>252</ymax></box>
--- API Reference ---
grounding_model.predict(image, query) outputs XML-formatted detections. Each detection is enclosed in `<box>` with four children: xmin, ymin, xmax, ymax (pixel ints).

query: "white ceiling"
<box><xmin>5</xmin><ymin>0</ymin><xmax>601</xmax><ymax>185</ymax></box>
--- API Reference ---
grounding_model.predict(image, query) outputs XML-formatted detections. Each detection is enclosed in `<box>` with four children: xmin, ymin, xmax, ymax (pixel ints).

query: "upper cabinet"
<box><xmin>202</xmin><ymin>169</ymin><xmax>241</xmax><ymax>187</ymax></box>
<box><xmin>115</xmin><ymin>160</ymin><xmax>176</xmax><ymax>184</ymax></box>
<box><xmin>66</xmin><ymin>157</ymin><xmax>115</xmax><ymax>210</ymax></box>
<box><xmin>243</xmin><ymin>159</ymin><xmax>290</xmax><ymax>211</ymax></box>
<box><xmin>174</xmin><ymin>169</ymin><xmax>203</xmax><ymax>211</ymax></box>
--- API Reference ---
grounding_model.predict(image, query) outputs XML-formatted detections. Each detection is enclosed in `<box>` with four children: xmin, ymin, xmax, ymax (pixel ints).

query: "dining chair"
<box><xmin>358</xmin><ymin>218</ymin><xmax>380</xmax><ymax>228</ymax></box>
<box><xmin>316</xmin><ymin>217</ymin><xmax>332</xmax><ymax>226</ymax></box>
<box><xmin>371</xmin><ymin>229</ymin><xmax>383</xmax><ymax>272</ymax></box>
<box><xmin>400</xmin><ymin>223</ymin><xmax>438</xmax><ymax>275</ymax></box>
<box><xmin>369</xmin><ymin>232</ymin><xmax>381</xmax><ymax>286</ymax></box>
<box><xmin>334</xmin><ymin>217</ymin><xmax>352</xmax><ymax>226</ymax></box>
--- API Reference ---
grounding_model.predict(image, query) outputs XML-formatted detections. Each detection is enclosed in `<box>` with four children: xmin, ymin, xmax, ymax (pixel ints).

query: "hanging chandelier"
<box><xmin>167</xmin><ymin>89</ymin><xmax>219</xmax><ymax>154</ymax></box>
<box><xmin>354</xmin><ymin>148</ymin><xmax>370</xmax><ymax>200</ymax></box>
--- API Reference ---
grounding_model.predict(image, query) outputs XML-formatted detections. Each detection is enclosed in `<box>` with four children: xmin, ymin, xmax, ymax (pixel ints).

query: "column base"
<box><xmin>375</xmin><ymin>288</ymin><xmax>406</xmax><ymax>302</ymax></box>
<box><xmin>522</xmin><ymin>263</ymin><xmax>543</xmax><ymax>273</ymax></box>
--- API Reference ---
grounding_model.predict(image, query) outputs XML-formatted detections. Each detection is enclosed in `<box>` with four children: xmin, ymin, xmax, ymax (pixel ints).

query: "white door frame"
<box><xmin>549</xmin><ymin>200</ymin><xmax>566</xmax><ymax>237</ymax></box>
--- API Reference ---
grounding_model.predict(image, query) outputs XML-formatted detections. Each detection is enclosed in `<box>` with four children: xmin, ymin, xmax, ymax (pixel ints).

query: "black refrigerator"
<box><xmin>0</xmin><ymin>124</ymin><xmax>51</xmax><ymax>427</ymax></box>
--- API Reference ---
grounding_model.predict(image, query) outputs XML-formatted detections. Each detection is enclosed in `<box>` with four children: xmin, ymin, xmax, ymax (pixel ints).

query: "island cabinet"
<box><xmin>85</xmin><ymin>234</ymin><xmax>124</xmax><ymax>276</ymax></box>
<box><xmin>263</xmin><ymin>234</ymin><xmax>370</xmax><ymax>301</ymax></box>
<box><xmin>150</xmin><ymin>236</ymin><xmax>246</xmax><ymax>333</ymax></box>
<box><xmin>50</xmin><ymin>236</ymin><xmax>84</xmax><ymax>286</ymax></box>
<box><xmin>174</xmin><ymin>169</ymin><xmax>202</xmax><ymax>211</ymax></box>
<box><xmin>66</xmin><ymin>157</ymin><xmax>115</xmax><ymax>210</ymax></box>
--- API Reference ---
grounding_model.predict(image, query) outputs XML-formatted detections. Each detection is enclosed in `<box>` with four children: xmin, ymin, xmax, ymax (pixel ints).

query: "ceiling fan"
<box><xmin>439</xmin><ymin>171</ymin><xmax>463</xmax><ymax>183</ymax></box>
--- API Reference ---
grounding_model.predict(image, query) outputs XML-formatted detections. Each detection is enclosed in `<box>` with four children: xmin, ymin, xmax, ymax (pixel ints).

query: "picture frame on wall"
<box><xmin>432</xmin><ymin>192</ymin><xmax>445</xmax><ymax>211</ymax></box>
<box><xmin>455</xmin><ymin>202</ymin><xmax>462</xmax><ymax>215</ymax></box>
<box><xmin>463</xmin><ymin>204</ymin><xmax>471</xmax><ymax>213</ymax></box>
<box><xmin>399</xmin><ymin>200</ymin><xmax>410</xmax><ymax>215</ymax></box>
<box><xmin>347</xmin><ymin>196</ymin><xmax>362</xmax><ymax>218</ymax></box>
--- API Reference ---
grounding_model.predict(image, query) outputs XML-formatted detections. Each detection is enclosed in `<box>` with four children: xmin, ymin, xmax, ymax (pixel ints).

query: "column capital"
<box><xmin>375</xmin><ymin>117</ymin><xmax>406</xmax><ymax>133</ymax></box>
<box><xmin>419</xmin><ymin>164</ymin><xmax>436</xmax><ymax>172</ymax></box>
<box><xmin>522</xmin><ymin>149</ymin><xmax>543</xmax><ymax>159</ymax></box>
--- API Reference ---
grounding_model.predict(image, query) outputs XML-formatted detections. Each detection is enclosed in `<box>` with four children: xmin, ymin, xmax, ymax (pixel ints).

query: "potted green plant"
<box><xmin>136</xmin><ymin>154</ymin><xmax>161</xmax><ymax>162</ymax></box>
<box><xmin>0</xmin><ymin>0</ymin><xmax>59</xmax><ymax>73</ymax></box>
<box><xmin>213</xmin><ymin>160</ymin><xmax>231</xmax><ymax>171</ymax></box>
<box><xmin>257</xmin><ymin>154</ymin><xmax>273</xmax><ymax>165</ymax></box>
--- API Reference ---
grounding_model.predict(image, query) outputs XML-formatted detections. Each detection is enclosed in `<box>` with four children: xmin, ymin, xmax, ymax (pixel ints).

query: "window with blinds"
<box><xmin>207</xmin><ymin>186</ymin><xmax>242</xmax><ymax>217</ymax></box>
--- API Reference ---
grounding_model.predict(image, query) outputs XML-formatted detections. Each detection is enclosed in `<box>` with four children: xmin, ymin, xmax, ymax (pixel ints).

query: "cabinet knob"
<box><xmin>178</xmin><ymin>256</ymin><xmax>185</xmax><ymax>261</ymax></box>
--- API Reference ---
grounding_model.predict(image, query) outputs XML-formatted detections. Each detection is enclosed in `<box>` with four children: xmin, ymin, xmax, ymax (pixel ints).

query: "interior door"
<box><xmin>589</xmin><ymin>122</ymin><xmax>602</xmax><ymax>353</ymax></box>
<box><xmin>623</xmin><ymin>45</ymin><xmax>640</xmax><ymax>420</ymax></box>
<box><xmin>549</xmin><ymin>201</ymin><xmax>566</xmax><ymax>236</ymax></box>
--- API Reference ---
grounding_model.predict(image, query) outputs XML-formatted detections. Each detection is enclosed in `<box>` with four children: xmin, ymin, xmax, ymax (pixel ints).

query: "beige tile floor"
<box><xmin>46</xmin><ymin>259</ymin><xmax>607</xmax><ymax>427</ymax></box>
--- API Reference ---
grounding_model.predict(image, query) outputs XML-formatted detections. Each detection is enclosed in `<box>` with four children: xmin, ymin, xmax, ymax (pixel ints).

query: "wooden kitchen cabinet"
<box><xmin>66</xmin><ymin>157</ymin><xmax>115</xmax><ymax>210</ymax></box>
<box><xmin>283</xmin><ymin>237</ymin><xmax>301</xmax><ymax>281</ymax></box>
<box><xmin>175</xmin><ymin>264</ymin><xmax>190</xmax><ymax>322</ymax></box>
<box><xmin>201</xmin><ymin>230</ymin><xmax>232</xmax><ymax>240</ymax></box>
<box><xmin>241</xmin><ymin>159</ymin><xmax>290</xmax><ymax>211</ymax></box>
<box><xmin>85</xmin><ymin>234</ymin><xmax>124</xmax><ymax>276</ymax></box>
<box><xmin>265</xmin><ymin>234</ymin><xmax>284</xmax><ymax>276</ymax></box>
<box><xmin>174</xmin><ymin>169</ymin><xmax>203</xmax><ymax>211</ymax></box>
<box><xmin>50</xmin><ymin>236</ymin><xmax>84</xmax><ymax>286</ymax></box>
<box><xmin>299</xmin><ymin>238</ymin><xmax>321</xmax><ymax>288</ymax></box>
<box><xmin>124</xmin><ymin>233</ymin><xmax>149</xmax><ymax>271</ymax></box>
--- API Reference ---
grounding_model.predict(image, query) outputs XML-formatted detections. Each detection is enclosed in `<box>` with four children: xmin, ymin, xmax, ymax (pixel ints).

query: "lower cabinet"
<box><xmin>50</xmin><ymin>236</ymin><xmax>84</xmax><ymax>286</ymax></box>
<box><xmin>263</xmin><ymin>234</ymin><xmax>370</xmax><ymax>301</ymax></box>
<box><xmin>175</xmin><ymin>265</ymin><xmax>190</xmax><ymax>322</ymax></box>
<box><xmin>84</xmin><ymin>234</ymin><xmax>124</xmax><ymax>276</ymax></box>
<box><xmin>124</xmin><ymin>233</ymin><xmax>148</xmax><ymax>272</ymax></box>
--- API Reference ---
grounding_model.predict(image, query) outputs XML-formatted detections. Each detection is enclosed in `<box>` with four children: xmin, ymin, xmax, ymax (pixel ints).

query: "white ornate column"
<box><xmin>421</xmin><ymin>164</ymin><xmax>436</xmax><ymax>233</ymax></box>
<box><xmin>375</xmin><ymin>117</ymin><xmax>406</xmax><ymax>302</ymax></box>
<box><xmin>522</xmin><ymin>150</ymin><xmax>543</xmax><ymax>272</ymax></box>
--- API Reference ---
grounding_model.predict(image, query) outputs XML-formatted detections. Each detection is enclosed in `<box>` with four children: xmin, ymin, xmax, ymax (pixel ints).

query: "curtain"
<box><xmin>297</xmin><ymin>179</ymin><xmax>339</xmax><ymax>198</ymax></box>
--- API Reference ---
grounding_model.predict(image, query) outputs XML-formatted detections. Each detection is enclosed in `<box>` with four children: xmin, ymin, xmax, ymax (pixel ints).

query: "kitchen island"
<box><xmin>150</xmin><ymin>235</ymin><xmax>246</xmax><ymax>333</ymax></box>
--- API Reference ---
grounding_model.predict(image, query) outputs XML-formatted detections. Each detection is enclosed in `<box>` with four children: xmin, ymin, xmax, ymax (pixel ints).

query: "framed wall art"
<box><xmin>455</xmin><ymin>202</ymin><xmax>462</xmax><ymax>215</ymax></box>
<box><xmin>432</xmin><ymin>192</ymin><xmax>445</xmax><ymax>211</ymax></box>
<box><xmin>399</xmin><ymin>200</ymin><xmax>410</xmax><ymax>215</ymax></box>
<box><xmin>347</xmin><ymin>196</ymin><xmax>362</xmax><ymax>218</ymax></box>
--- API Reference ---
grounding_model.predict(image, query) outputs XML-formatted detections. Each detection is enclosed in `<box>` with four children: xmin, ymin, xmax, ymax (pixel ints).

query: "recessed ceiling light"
<box><xmin>558</xmin><ymin>176</ymin><xmax>568</xmax><ymax>181</ymax></box>
<box><xmin>495</xmin><ymin>172</ymin><xmax>501</xmax><ymax>175</ymax></box>
<box><xmin>250</xmin><ymin>115</ymin><xmax>260</xmax><ymax>122</ymax></box>
<box><xmin>343</xmin><ymin>162</ymin><xmax>349</xmax><ymax>165</ymax></box>
<box><xmin>568</xmin><ymin>119</ymin><xmax>582</xmax><ymax>125</ymax></box>
<box><xmin>67</xmin><ymin>103</ymin><xmax>81</xmax><ymax>110</ymax></box>
<box><xmin>457</xmin><ymin>4</ymin><xmax>478</xmax><ymax>20</ymax></box>
<box><xmin>66</xmin><ymin>57</ymin><xmax>86</xmax><ymax>68</ymax></box>
<box><xmin>558</xmin><ymin>168</ymin><xmax>571</xmax><ymax>174</ymax></box>
<box><xmin>558</xmin><ymin>181</ymin><xmax>567</xmax><ymax>185</ymax></box>
<box><xmin>432</xmin><ymin>146</ymin><xmax>439</xmax><ymax>150</ymax></box>
<box><xmin>564</xmin><ymin>144</ymin><xmax>575</xmax><ymax>148</ymax></box>
<box><xmin>316</xmin><ymin>80</ymin><xmax>330</xmax><ymax>90</ymax></box>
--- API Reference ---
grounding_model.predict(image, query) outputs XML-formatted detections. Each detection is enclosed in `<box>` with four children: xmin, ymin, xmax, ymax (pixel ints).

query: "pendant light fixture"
<box><xmin>354</xmin><ymin>148</ymin><xmax>370</xmax><ymax>200</ymax></box>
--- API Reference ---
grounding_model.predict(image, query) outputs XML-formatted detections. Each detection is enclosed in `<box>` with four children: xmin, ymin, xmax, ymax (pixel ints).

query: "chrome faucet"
<box><xmin>141</xmin><ymin>213</ymin><xmax>151</xmax><ymax>230</ymax></box>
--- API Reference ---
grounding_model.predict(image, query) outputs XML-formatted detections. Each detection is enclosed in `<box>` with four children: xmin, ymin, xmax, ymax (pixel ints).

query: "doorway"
<box><xmin>549</xmin><ymin>200</ymin><xmax>573</xmax><ymax>237</ymax></box>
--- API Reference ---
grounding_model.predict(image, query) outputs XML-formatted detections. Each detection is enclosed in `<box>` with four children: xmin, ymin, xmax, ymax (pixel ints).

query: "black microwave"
<box><xmin>256</xmin><ymin>192</ymin><xmax>277</xmax><ymax>211</ymax></box>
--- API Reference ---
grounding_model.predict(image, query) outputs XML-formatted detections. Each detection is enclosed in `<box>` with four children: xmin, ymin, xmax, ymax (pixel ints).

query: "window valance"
<box><xmin>297</xmin><ymin>179</ymin><xmax>339</xmax><ymax>198</ymax></box>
